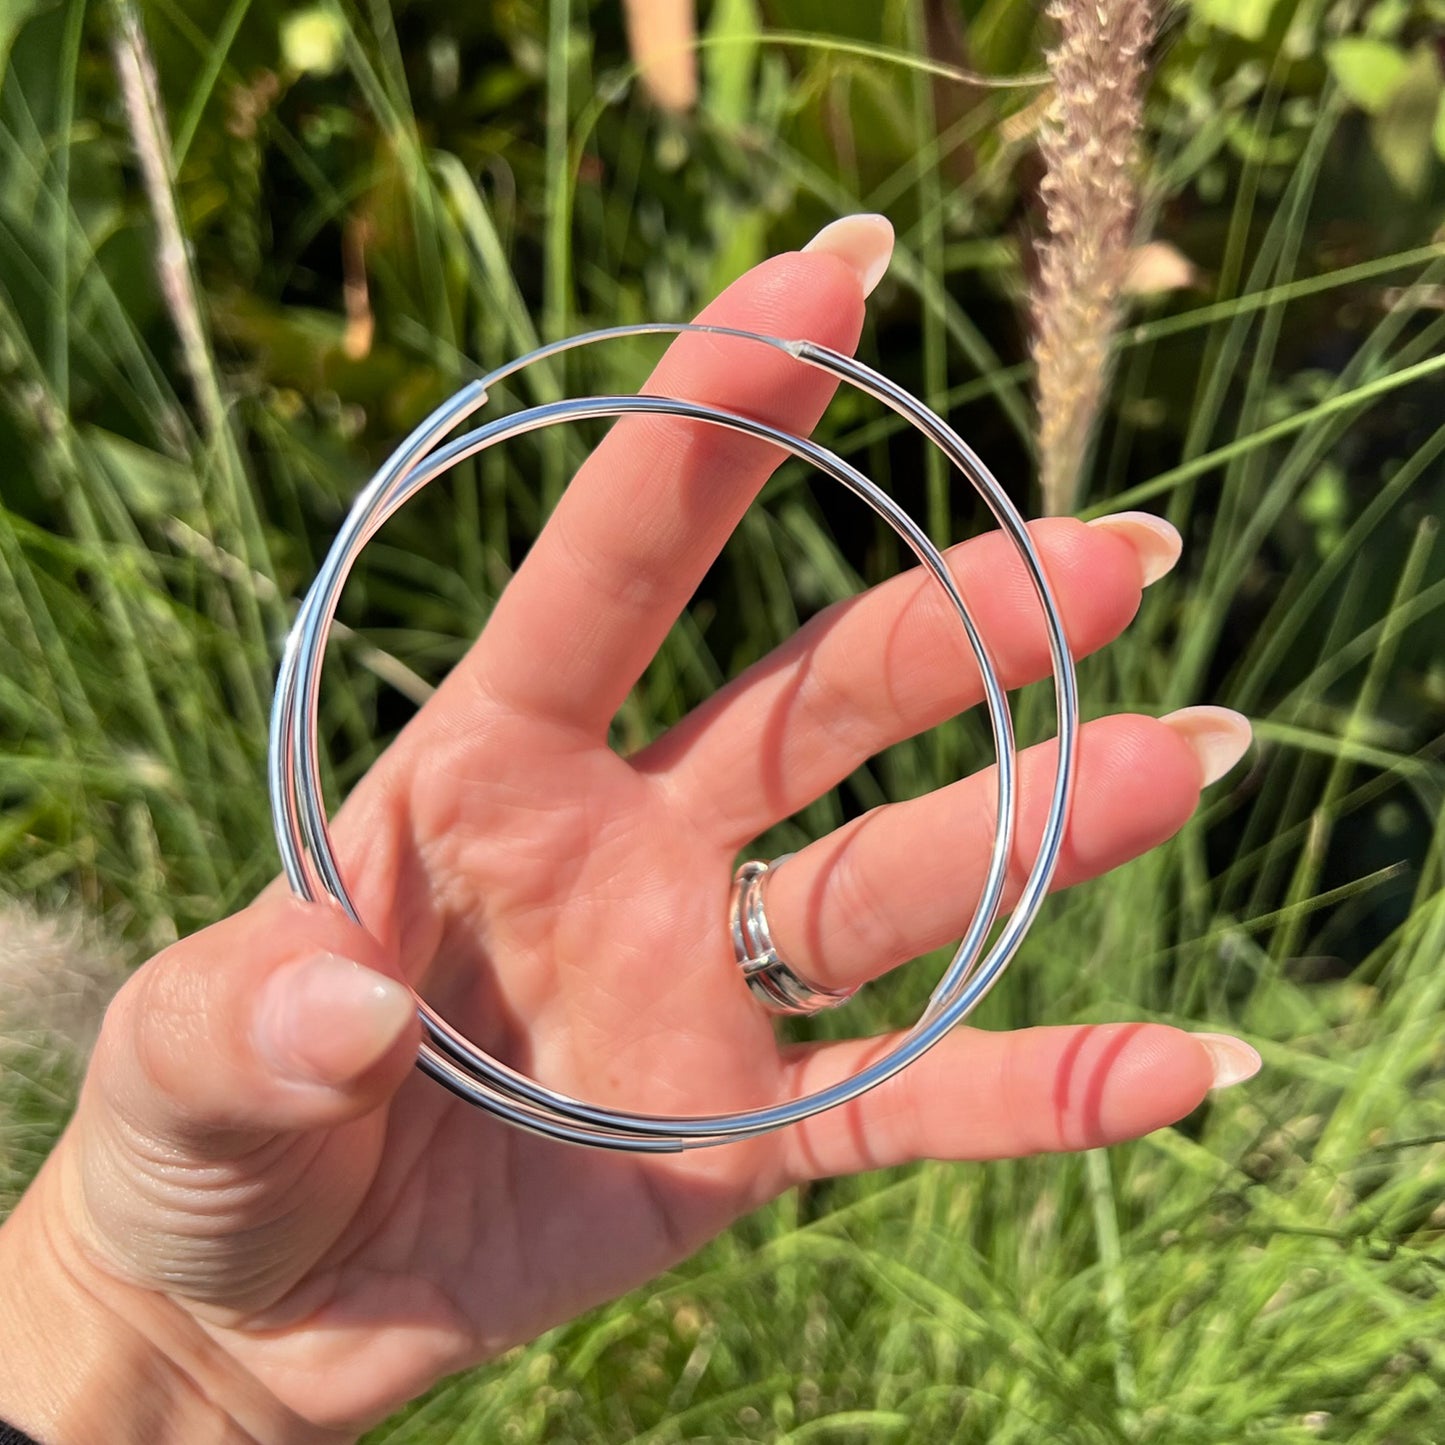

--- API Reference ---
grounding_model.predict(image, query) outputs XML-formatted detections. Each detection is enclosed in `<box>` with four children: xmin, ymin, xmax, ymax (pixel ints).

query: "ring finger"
<box><xmin>745</xmin><ymin>708</ymin><xmax>1252</xmax><ymax>997</ymax></box>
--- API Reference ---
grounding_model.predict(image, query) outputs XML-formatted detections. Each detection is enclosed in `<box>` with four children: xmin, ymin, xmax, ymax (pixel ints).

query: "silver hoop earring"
<box><xmin>268</xmin><ymin>322</ymin><xmax>1080</xmax><ymax>1152</ymax></box>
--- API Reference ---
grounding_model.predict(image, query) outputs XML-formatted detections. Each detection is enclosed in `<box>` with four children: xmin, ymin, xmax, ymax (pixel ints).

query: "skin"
<box><xmin>0</xmin><ymin>249</ymin><xmax>1234</xmax><ymax>1444</ymax></box>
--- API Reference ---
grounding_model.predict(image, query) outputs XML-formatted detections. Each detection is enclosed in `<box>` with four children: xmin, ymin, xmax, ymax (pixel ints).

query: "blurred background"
<box><xmin>1</xmin><ymin>1</ymin><xmax>1443</xmax><ymax>1439</ymax></box>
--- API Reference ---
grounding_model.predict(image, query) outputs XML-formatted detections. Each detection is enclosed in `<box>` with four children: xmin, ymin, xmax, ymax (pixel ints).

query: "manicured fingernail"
<box><xmin>1160</xmin><ymin>705</ymin><xmax>1253</xmax><ymax>786</ymax></box>
<box><xmin>256</xmin><ymin>953</ymin><xmax>414</xmax><ymax>1087</ymax></box>
<box><xmin>802</xmin><ymin>214</ymin><xmax>894</xmax><ymax>298</ymax></box>
<box><xmin>1192</xmin><ymin>1031</ymin><xmax>1262</xmax><ymax>1090</ymax></box>
<box><xmin>1086</xmin><ymin>511</ymin><xmax>1182</xmax><ymax>586</ymax></box>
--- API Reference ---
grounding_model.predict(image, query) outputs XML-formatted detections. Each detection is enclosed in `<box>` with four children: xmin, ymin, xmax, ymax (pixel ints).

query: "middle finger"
<box><xmin>638</xmin><ymin>514</ymin><xmax>1180</xmax><ymax>847</ymax></box>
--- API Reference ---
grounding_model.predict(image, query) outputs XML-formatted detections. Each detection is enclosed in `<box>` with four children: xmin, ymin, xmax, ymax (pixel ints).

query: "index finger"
<box><xmin>451</xmin><ymin>217</ymin><xmax>893</xmax><ymax>737</ymax></box>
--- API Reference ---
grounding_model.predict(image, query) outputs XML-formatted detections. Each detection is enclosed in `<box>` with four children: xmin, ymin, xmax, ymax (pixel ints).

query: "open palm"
<box><xmin>20</xmin><ymin>235</ymin><xmax>1254</xmax><ymax>1442</ymax></box>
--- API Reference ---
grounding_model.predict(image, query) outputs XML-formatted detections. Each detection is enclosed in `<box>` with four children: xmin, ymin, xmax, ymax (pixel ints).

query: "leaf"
<box><xmin>0</xmin><ymin>0</ymin><xmax>52</xmax><ymax>81</ymax></box>
<box><xmin>1326</xmin><ymin>37</ymin><xmax>1410</xmax><ymax>114</ymax></box>
<box><xmin>1194</xmin><ymin>0</ymin><xmax>1285</xmax><ymax>42</ymax></box>
<box><xmin>703</xmin><ymin>0</ymin><xmax>759</xmax><ymax>129</ymax></box>
<box><xmin>971</xmin><ymin>0</ymin><xmax>1041</xmax><ymax>73</ymax></box>
<box><xmin>1435</xmin><ymin>89</ymin><xmax>1445</xmax><ymax>162</ymax></box>
<box><xmin>1369</xmin><ymin>45</ymin><xmax>1444</xmax><ymax>196</ymax></box>
<box><xmin>279</xmin><ymin>7</ymin><xmax>345</xmax><ymax>77</ymax></box>
<box><xmin>86</xmin><ymin>430</ymin><xmax>197</xmax><ymax>521</ymax></box>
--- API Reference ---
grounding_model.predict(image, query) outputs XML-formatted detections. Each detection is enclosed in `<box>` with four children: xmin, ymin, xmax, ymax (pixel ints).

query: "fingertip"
<box><xmin>978</xmin><ymin>518</ymin><xmax>1150</xmax><ymax>669</ymax></box>
<box><xmin>1086</xmin><ymin>510</ymin><xmax>1183</xmax><ymax>587</ymax></box>
<box><xmin>1048</xmin><ymin>516</ymin><xmax>1151</xmax><ymax>622</ymax></box>
<box><xmin>1091</xmin><ymin>1023</ymin><xmax>1216</xmax><ymax>1144</ymax></box>
<box><xmin>254</xmin><ymin>953</ymin><xmax>417</xmax><ymax>1097</ymax></box>
<box><xmin>1191</xmin><ymin>1031</ymin><xmax>1263</xmax><ymax>1089</ymax></box>
<box><xmin>699</xmin><ymin>249</ymin><xmax>866</xmax><ymax>356</ymax></box>
<box><xmin>1051</xmin><ymin>714</ymin><xmax>1204</xmax><ymax>883</ymax></box>
<box><xmin>801</xmin><ymin>213</ymin><xmax>895</xmax><ymax>298</ymax></box>
<box><xmin>1159</xmin><ymin>706</ymin><xmax>1254</xmax><ymax>788</ymax></box>
<box><xmin>96</xmin><ymin>898</ymin><xmax>415</xmax><ymax>1149</ymax></box>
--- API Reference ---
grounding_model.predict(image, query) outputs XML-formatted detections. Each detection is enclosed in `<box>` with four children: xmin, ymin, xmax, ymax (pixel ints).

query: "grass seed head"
<box><xmin>1031</xmin><ymin>0</ymin><xmax>1155</xmax><ymax>515</ymax></box>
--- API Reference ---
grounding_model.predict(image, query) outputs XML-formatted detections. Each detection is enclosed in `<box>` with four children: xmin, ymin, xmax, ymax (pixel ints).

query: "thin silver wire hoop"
<box><xmin>268</xmin><ymin>323</ymin><xmax>1080</xmax><ymax>1152</ymax></box>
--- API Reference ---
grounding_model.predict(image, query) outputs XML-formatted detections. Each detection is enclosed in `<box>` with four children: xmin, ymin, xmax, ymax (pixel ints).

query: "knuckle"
<box><xmin>790</xmin><ymin>648</ymin><xmax>877</xmax><ymax>763</ymax></box>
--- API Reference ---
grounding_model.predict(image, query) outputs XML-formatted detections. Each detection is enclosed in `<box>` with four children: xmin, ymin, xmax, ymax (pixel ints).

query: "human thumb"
<box><xmin>88</xmin><ymin>895</ymin><xmax>419</xmax><ymax>1154</ymax></box>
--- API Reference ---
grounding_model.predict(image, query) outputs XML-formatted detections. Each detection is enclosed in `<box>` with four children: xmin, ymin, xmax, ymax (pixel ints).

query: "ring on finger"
<box><xmin>730</xmin><ymin>856</ymin><xmax>857</xmax><ymax>1015</ymax></box>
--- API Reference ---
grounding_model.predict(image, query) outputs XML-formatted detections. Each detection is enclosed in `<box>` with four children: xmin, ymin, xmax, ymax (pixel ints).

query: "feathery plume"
<box><xmin>0</xmin><ymin>903</ymin><xmax>126</xmax><ymax>1061</ymax></box>
<box><xmin>1030</xmin><ymin>0</ymin><xmax>1155</xmax><ymax>515</ymax></box>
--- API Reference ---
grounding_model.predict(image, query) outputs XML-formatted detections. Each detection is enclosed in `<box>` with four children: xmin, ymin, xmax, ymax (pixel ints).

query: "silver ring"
<box><xmin>731</xmin><ymin>857</ymin><xmax>855</xmax><ymax>1015</ymax></box>
<box><xmin>268</xmin><ymin>321</ymin><xmax>1080</xmax><ymax>1153</ymax></box>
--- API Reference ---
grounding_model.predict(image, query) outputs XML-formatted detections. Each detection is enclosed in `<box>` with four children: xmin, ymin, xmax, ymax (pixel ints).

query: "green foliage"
<box><xmin>1326</xmin><ymin>37</ymin><xmax>1412</xmax><ymax>112</ymax></box>
<box><xmin>1194</xmin><ymin>0</ymin><xmax>1287</xmax><ymax>42</ymax></box>
<box><xmin>1</xmin><ymin>0</ymin><xmax>1444</xmax><ymax>1440</ymax></box>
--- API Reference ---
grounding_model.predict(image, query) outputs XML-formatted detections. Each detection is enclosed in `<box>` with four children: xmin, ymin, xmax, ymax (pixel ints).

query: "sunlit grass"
<box><xmin>1</xmin><ymin>2</ymin><xmax>1442</xmax><ymax>1441</ymax></box>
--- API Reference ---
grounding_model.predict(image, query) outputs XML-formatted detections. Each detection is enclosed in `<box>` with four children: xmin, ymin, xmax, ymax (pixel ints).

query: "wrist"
<box><xmin>0</xmin><ymin>1162</ymin><xmax>346</xmax><ymax>1445</ymax></box>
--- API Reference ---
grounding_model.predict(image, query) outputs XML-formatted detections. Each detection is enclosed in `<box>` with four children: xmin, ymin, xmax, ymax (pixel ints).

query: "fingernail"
<box><xmin>256</xmin><ymin>954</ymin><xmax>414</xmax><ymax>1087</ymax></box>
<box><xmin>1192</xmin><ymin>1031</ymin><xmax>1263</xmax><ymax>1090</ymax></box>
<box><xmin>1086</xmin><ymin>511</ymin><xmax>1182</xmax><ymax>586</ymax></box>
<box><xmin>802</xmin><ymin>214</ymin><xmax>894</xmax><ymax>298</ymax></box>
<box><xmin>1160</xmin><ymin>705</ymin><xmax>1253</xmax><ymax>786</ymax></box>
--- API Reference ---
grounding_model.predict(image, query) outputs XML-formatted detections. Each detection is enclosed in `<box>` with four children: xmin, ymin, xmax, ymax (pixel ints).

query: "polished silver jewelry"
<box><xmin>269</xmin><ymin>321</ymin><xmax>1080</xmax><ymax>1153</ymax></box>
<box><xmin>731</xmin><ymin>857</ymin><xmax>856</xmax><ymax>1015</ymax></box>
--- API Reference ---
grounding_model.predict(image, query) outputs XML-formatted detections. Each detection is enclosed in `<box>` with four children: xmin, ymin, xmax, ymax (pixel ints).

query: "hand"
<box><xmin>0</xmin><ymin>218</ymin><xmax>1258</xmax><ymax>1444</ymax></box>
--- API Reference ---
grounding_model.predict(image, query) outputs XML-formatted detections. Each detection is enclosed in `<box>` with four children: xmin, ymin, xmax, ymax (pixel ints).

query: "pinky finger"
<box><xmin>775</xmin><ymin>1023</ymin><xmax>1260</xmax><ymax>1184</ymax></box>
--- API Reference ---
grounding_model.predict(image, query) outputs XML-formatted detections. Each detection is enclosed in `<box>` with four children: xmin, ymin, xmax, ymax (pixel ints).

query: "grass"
<box><xmin>2</xmin><ymin>1</ymin><xmax>1444</xmax><ymax>1440</ymax></box>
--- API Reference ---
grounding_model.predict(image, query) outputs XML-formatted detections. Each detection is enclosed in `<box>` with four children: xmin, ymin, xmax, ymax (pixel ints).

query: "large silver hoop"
<box><xmin>268</xmin><ymin>323</ymin><xmax>1079</xmax><ymax>1151</ymax></box>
